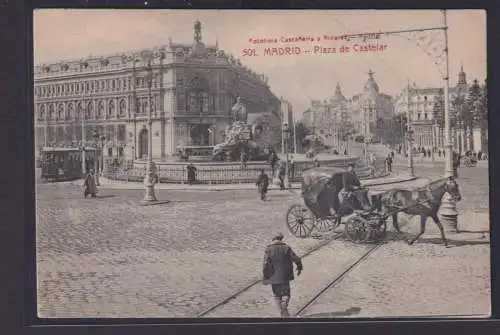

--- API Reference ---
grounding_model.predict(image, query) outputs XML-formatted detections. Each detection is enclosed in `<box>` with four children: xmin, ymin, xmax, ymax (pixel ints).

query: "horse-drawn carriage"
<box><xmin>285</xmin><ymin>166</ymin><xmax>462</xmax><ymax>245</ymax></box>
<box><xmin>463</xmin><ymin>152</ymin><xmax>477</xmax><ymax>168</ymax></box>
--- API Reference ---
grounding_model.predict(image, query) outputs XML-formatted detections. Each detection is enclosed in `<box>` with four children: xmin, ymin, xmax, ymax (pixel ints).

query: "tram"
<box><xmin>39</xmin><ymin>147</ymin><xmax>97</xmax><ymax>181</ymax></box>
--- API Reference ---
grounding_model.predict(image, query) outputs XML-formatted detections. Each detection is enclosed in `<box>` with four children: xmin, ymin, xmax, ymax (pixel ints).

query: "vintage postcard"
<box><xmin>34</xmin><ymin>9</ymin><xmax>489</xmax><ymax>318</ymax></box>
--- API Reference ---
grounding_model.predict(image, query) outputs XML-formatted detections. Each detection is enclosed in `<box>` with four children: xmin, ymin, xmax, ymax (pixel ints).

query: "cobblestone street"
<box><xmin>36</xmin><ymin>163</ymin><xmax>490</xmax><ymax>318</ymax></box>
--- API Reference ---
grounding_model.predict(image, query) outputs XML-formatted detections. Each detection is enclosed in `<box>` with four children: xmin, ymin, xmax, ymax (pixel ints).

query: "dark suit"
<box><xmin>262</xmin><ymin>240</ymin><xmax>302</xmax><ymax>317</ymax></box>
<box><xmin>256</xmin><ymin>173</ymin><xmax>269</xmax><ymax>200</ymax></box>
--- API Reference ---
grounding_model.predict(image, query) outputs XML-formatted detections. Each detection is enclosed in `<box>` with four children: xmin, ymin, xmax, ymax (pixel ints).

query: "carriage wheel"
<box><xmin>314</xmin><ymin>217</ymin><xmax>338</xmax><ymax>233</ymax></box>
<box><xmin>371</xmin><ymin>219</ymin><xmax>388</xmax><ymax>241</ymax></box>
<box><xmin>286</xmin><ymin>204</ymin><xmax>315</xmax><ymax>238</ymax></box>
<box><xmin>345</xmin><ymin>215</ymin><xmax>368</xmax><ymax>243</ymax></box>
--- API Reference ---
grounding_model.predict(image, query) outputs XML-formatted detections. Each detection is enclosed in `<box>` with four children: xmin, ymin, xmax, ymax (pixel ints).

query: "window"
<box><xmin>118</xmin><ymin>125</ymin><xmax>126</xmax><ymax>141</ymax></box>
<box><xmin>118</xmin><ymin>147</ymin><xmax>124</xmax><ymax>157</ymax></box>
<box><xmin>424</xmin><ymin>113</ymin><xmax>428</xmax><ymax>120</ymax></box>
<box><xmin>119</xmin><ymin>99</ymin><xmax>126</xmax><ymax>117</ymax></box>
<box><xmin>108</xmin><ymin>147</ymin><xmax>113</xmax><ymax>157</ymax></box>
<box><xmin>108</xmin><ymin>100</ymin><xmax>115</xmax><ymax>117</ymax></box>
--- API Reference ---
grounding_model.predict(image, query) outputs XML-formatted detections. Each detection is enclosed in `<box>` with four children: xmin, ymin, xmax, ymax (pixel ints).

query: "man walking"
<box><xmin>262</xmin><ymin>232</ymin><xmax>303</xmax><ymax>317</ymax></box>
<box><xmin>256</xmin><ymin>169</ymin><xmax>270</xmax><ymax>201</ymax></box>
<box><xmin>385</xmin><ymin>154</ymin><xmax>392</xmax><ymax>173</ymax></box>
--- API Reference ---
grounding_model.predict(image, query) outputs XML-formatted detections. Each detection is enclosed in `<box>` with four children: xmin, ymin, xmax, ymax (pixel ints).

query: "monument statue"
<box><xmin>231</xmin><ymin>97</ymin><xmax>248</xmax><ymax>123</ymax></box>
<box><xmin>212</xmin><ymin>98</ymin><xmax>273</xmax><ymax>162</ymax></box>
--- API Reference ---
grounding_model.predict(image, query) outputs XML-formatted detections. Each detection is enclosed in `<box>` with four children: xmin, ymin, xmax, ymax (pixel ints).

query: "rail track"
<box><xmin>196</xmin><ymin>230</ymin><xmax>345</xmax><ymax>317</ymax></box>
<box><xmin>293</xmin><ymin>242</ymin><xmax>383</xmax><ymax>317</ymax></box>
<box><xmin>197</xmin><ymin>218</ymin><xmax>412</xmax><ymax>318</ymax></box>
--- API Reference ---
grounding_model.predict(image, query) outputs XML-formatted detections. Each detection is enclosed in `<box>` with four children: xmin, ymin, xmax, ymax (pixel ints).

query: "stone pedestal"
<box><xmin>439</xmin><ymin>192</ymin><xmax>458</xmax><ymax>232</ymax></box>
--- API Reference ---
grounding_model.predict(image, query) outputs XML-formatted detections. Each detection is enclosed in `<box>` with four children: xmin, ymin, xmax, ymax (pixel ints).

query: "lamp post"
<box><xmin>439</xmin><ymin>9</ymin><xmax>458</xmax><ymax>231</ymax></box>
<box><xmin>406</xmin><ymin>82</ymin><xmax>415</xmax><ymax>177</ymax></box>
<box><xmin>362</xmin><ymin>102</ymin><xmax>369</xmax><ymax>163</ymax></box>
<box><xmin>81</xmin><ymin>107</ymin><xmax>87</xmax><ymax>176</ymax></box>
<box><xmin>141</xmin><ymin>58</ymin><xmax>158</xmax><ymax>204</ymax></box>
<box><xmin>283</xmin><ymin>123</ymin><xmax>291</xmax><ymax>190</ymax></box>
<box><xmin>92</xmin><ymin>130</ymin><xmax>105</xmax><ymax>186</ymax></box>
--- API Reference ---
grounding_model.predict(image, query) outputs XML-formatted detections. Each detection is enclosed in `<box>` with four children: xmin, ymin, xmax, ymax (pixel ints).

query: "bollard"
<box><xmin>439</xmin><ymin>192</ymin><xmax>458</xmax><ymax>232</ymax></box>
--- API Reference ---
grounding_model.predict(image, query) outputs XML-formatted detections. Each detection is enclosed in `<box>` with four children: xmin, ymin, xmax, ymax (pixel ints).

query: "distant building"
<box><xmin>34</xmin><ymin>20</ymin><xmax>281</xmax><ymax>160</ymax></box>
<box><xmin>302</xmin><ymin>83</ymin><xmax>349</xmax><ymax>133</ymax></box>
<box><xmin>302</xmin><ymin>70</ymin><xmax>394</xmax><ymax>139</ymax></box>
<box><xmin>348</xmin><ymin>70</ymin><xmax>394</xmax><ymax>136</ymax></box>
<box><xmin>392</xmin><ymin>64</ymin><xmax>471</xmax><ymax>152</ymax></box>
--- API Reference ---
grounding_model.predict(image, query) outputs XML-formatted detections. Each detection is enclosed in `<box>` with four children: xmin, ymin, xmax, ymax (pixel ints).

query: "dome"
<box><xmin>363</xmin><ymin>69</ymin><xmax>379</xmax><ymax>94</ymax></box>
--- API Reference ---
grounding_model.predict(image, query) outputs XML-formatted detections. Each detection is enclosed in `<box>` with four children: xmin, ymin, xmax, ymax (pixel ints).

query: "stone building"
<box><xmin>393</xmin><ymin>65</ymin><xmax>471</xmax><ymax>152</ymax></box>
<box><xmin>348</xmin><ymin>70</ymin><xmax>394</xmax><ymax>136</ymax></box>
<box><xmin>302</xmin><ymin>83</ymin><xmax>350</xmax><ymax>132</ymax></box>
<box><xmin>302</xmin><ymin>70</ymin><xmax>394</xmax><ymax>140</ymax></box>
<box><xmin>34</xmin><ymin>20</ymin><xmax>281</xmax><ymax>160</ymax></box>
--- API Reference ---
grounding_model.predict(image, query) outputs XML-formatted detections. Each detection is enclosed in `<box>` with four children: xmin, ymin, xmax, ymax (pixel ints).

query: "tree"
<box><xmin>392</xmin><ymin>114</ymin><xmax>408</xmax><ymax>145</ymax></box>
<box><xmin>466</xmin><ymin>79</ymin><xmax>485</xmax><ymax>127</ymax></box>
<box><xmin>432</xmin><ymin>88</ymin><xmax>445</xmax><ymax>128</ymax></box>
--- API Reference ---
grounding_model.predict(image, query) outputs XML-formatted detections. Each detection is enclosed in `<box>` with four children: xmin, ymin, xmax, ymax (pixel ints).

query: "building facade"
<box><xmin>348</xmin><ymin>70</ymin><xmax>394</xmax><ymax>136</ymax></box>
<box><xmin>302</xmin><ymin>70</ymin><xmax>394</xmax><ymax>139</ymax></box>
<box><xmin>34</xmin><ymin>20</ymin><xmax>282</xmax><ymax>160</ymax></box>
<box><xmin>302</xmin><ymin>83</ymin><xmax>350</xmax><ymax>132</ymax></box>
<box><xmin>393</xmin><ymin>65</ymin><xmax>471</xmax><ymax>152</ymax></box>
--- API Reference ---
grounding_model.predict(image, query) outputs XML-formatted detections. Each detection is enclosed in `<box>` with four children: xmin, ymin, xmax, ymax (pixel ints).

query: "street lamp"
<box><xmin>141</xmin><ymin>58</ymin><xmax>158</xmax><ymax>204</ymax></box>
<box><xmin>282</xmin><ymin>123</ymin><xmax>291</xmax><ymax>190</ymax></box>
<box><xmin>440</xmin><ymin>10</ymin><xmax>458</xmax><ymax>231</ymax></box>
<box><xmin>406</xmin><ymin>82</ymin><xmax>415</xmax><ymax>177</ymax></box>
<box><xmin>92</xmin><ymin>129</ymin><xmax>105</xmax><ymax>186</ymax></box>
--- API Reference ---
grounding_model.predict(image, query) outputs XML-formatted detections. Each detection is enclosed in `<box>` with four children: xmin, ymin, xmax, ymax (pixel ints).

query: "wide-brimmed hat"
<box><xmin>272</xmin><ymin>232</ymin><xmax>284</xmax><ymax>241</ymax></box>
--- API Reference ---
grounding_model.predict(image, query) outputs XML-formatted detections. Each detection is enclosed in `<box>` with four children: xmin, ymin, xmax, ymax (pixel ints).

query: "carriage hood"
<box><xmin>301</xmin><ymin>167</ymin><xmax>361</xmax><ymax>204</ymax></box>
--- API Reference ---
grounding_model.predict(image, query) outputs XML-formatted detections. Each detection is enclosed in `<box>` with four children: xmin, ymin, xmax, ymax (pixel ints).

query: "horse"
<box><xmin>378</xmin><ymin>177</ymin><xmax>462</xmax><ymax>247</ymax></box>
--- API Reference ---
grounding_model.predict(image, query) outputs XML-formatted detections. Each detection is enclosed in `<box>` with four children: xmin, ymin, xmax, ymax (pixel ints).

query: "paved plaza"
<box><xmin>36</xmin><ymin>163</ymin><xmax>490</xmax><ymax>318</ymax></box>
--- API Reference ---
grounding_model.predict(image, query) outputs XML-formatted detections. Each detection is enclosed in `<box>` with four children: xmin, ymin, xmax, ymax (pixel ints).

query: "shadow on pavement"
<box><xmin>413</xmin><ymin>236</ymin><xmax>490</xmax><ymax>247</ymax></box>
<box><xmin>302</xmin><ymin>307</ymin><xmax>362</xmax><ymax>318</ymax></box>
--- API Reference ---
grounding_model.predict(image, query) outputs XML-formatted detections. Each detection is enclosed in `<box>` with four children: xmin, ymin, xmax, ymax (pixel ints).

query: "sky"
<box><xmin>34</xmin><ymin>9</ymin><xmax>486</xmax><ymax>118</ymax></box>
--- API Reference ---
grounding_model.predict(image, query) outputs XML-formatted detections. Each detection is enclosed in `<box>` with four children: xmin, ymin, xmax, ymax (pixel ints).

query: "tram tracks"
<box><xmin>197</xmin><ymin>218</ymin><xmax>413</xmax><ymax>318</ymax></box>
<box><xmin>196</xmin><ymin>230</ymin><xmax>345</xmax><ymax>317</ymax></box>
<box><xmin>293</xmin><ymin>242</ymin><xmax>383</xmax><ymax>317</ymax></box>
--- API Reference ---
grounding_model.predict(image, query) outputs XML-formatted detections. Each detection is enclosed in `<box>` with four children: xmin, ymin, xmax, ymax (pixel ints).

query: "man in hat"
<box><xmin>262</xmin><ymin>232</ymin><xmax>303</xmax><ymax>317</ymax></box>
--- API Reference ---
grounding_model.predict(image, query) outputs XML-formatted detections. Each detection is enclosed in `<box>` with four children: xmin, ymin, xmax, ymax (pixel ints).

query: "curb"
<box><xmin>67</xmin><ymin>174</ymin><xmax>419</xmax><ymax>191</ymax></box>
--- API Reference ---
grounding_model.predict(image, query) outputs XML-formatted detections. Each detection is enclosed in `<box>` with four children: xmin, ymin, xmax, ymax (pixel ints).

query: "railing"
<box><xmin>102</xmin><ymin>156</ymin><xmax>389</xmax><ymax>185</ymax></box>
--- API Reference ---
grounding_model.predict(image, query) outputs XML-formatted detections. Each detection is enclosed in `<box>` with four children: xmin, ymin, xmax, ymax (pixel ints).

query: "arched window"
<box><xmin>108</xmin><ymin>100</ymin><xmax>115</xmax><ymax>118</ymax></box>
<box><xmin>119</xmin><ymin>99</ymin><xmax>126</xmax><ymax>117</ymax></box>
<box><xmin>39</xmin><ymin>105</ymin><xmax>45</xmax><ymax>121</ymax></box>
<box><xmin>97</xmin><ymin>100</ymin><xmax>105</xmax><ymax>118</ymax></box>
<box><xmin>87</xmin><ymin>101</ymin><xmax>93</xmax><ymax>118</ymax></box>
<box><xmin>67</xmin><ymin>103</ymin><xmax>74</xmax><ymax>120</ymax></box>
<box><xmin>76</xmin><ymin>102</ymin><xmax>82</xmax><ymax>119</ymax></box>
<box><xmin>57</xmin><ymin>103</ymin><xmax>64</xmax><ymax>120</ymax></box>
<box><xmin>49</xmin><ymin>104</ymin><xmax>55</xmax><ymax>120</ymax></box>
<box><xmin>186</xmin><ymin>76</ymin><xmax>210</xmax><ymax>114</ymax></box>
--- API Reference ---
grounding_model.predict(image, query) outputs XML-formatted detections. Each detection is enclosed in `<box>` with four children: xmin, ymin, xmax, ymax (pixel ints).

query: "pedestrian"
<box><xmin>187</xmin><ymin>163</ymin><xmax>197</xmax><ymax>184</ymax></box>
<box><xmin>478</xmin><ymin>151</ymin><xmax>483</xmax><ymax>160</ymax></box>
<box><xmin>314</xmin><ymin>159</ymin><xmax>321</xmax><ymax>167</ymax></box>
<box><xmin>269</xmin><ymin>151</ymin><xmax>278</xmax><ymax>176</ymax></box>
<box><xmin>427</xmin><ymin>148</ymin><xmax>431</xmax><ymax>159</ymax></box>
<box><xmin>262</xmin><ymin>232</ymin><xmax>303</xmax><ymax>317</ymax></box>
<box><xmin>278</xmin><ymin>161</ymin><xmax>286</xmax><ymax>191</ymax></box>
<box><xmin>240</xmin><ymin>149</ymin><xmax>248</xmax><ymax>169</ymax></box>
<box><xmin>290</xmin><ymin>155</ymin><xmax>295</xmax><ymax>180</ymax></box>
<box><xmin>391</xmin><ymin>150</ymin><xmax>395</xmax><ymax>160</ymax></box>
<box><xmin>256</xmin><ymin>168</ymin><xmax>269</xmax><ymax>201</ymax></box>
<box><xmin>385</xmin><ymin>154</ymin><xmax>392</xmax><ymax>173</ymax></box>
<box><xmin>83</xmin><ymin>168</ymin><xmax>97</xmax><ymax>198</ymax></box>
